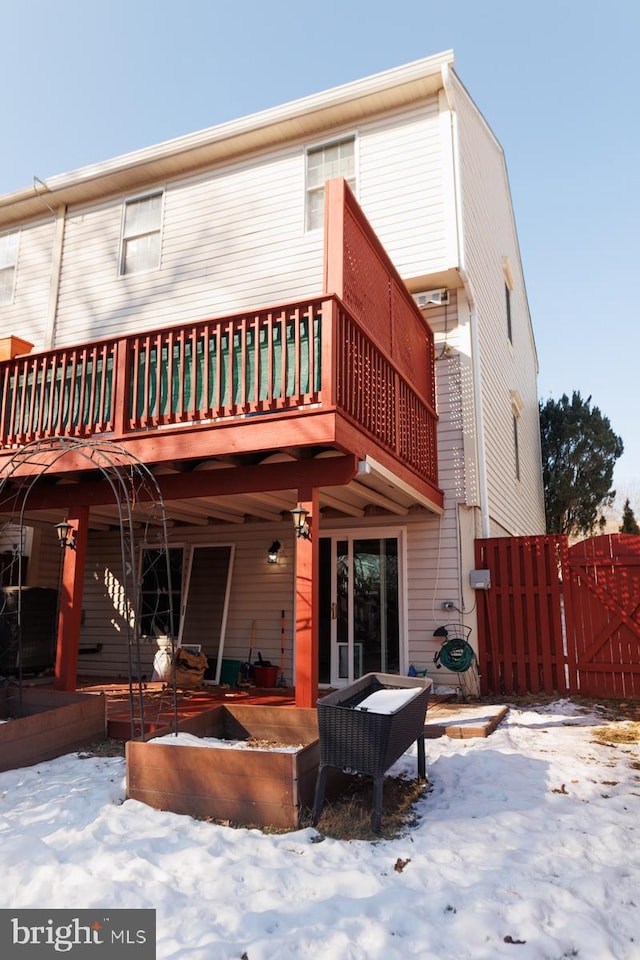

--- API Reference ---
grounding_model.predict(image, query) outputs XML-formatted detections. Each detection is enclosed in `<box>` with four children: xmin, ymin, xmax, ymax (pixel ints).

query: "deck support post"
<box><xmin>54</xmin><ymin>504</ymin><xmax>89</xmax><ymax>691</ymax></box>
<box><xmin>294</xmin><ymin>487</ymin><xmax>319</xmax><ymax>708</ymax></box>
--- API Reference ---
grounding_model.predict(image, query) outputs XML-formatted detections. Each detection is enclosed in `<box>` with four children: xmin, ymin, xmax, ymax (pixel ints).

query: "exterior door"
<box><xmin>319</xmin><ymin>534</ymin><xmax>402</xmax><ymax>686</ymax></box>
<box><xmin>179</xmin><ymin>545</ymin><xmax>234</xmax><ymax>676</ymax></box>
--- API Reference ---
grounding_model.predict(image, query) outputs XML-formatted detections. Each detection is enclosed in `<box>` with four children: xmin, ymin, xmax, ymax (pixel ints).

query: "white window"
<box><xmin>513</xmin><ymin>413</ymin><xmax>521</xmax><ymax>482</ymax></box>
<box><xmin>306</xmin><ymin>137</ymin><xmax>356</xmax><ymax>231</ymax></box>
<box><xmin>511</xmin><ymin>390</ymin><xmax>523</xmax><ymax>482</ymax></box>
<box><xmin>139</xmin><ymin>547</ymin><xmax>183</xmax><ymax>637</ymax></box>
<box><xmin>503</xmin><ymin>256</ymin><xmax>514</xmax><ymax>344</ymax></box>
<box><xmin>120</xmin><ymin>192</ymin><xmax>163</xmax><ymax>275</ymax></box>
<box><xmin>0</xmin><ymin>231</ymin><xmax>19</xmax><ymax>305</ymax></box>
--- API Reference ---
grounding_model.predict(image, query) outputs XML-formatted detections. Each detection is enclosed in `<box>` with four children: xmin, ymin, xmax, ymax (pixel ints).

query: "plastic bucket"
<box><xmin>253</xmin><ymin>665</ymin><xmax>279</xmax><ymax>688</ymax></box>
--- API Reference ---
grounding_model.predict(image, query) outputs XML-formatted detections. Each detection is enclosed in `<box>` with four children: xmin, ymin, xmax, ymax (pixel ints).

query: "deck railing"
<box><xmin>1</xmin><ymin>179</ymin><xmax>439</xmax><ymax>486</ymax></box>
<box><xmin>0</xmin><ymin>296</ymin><xmax>437</xmax><ymax>485</ymax></box>
<box><xmin>1</xmin><ymin>301</ymin><xmax>322</xmax><ymax>443</ymax></box>
<box><xmin>125</xmin><ymin>303</ymin><xmax>321</xmax><ymax>430</ymax></box>
<box><xmin>0</xmin><ymin>340</ymin><xmax>117</xmax><ymax>443</ymax></box>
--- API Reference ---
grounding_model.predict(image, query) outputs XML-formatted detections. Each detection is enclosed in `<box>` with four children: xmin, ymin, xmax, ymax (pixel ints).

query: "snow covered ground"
<box><xmin>0</xmin><ymin>699</ymin><xmax>638</xmax><ymax>960</ymax></box>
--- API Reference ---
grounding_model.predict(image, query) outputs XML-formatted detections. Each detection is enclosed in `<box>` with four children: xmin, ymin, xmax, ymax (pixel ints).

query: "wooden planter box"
<box><xmin>0</xmin><ymin>336</ymin><xmax>33</xmax><ymax>361</ymax></box>
<box><xmin>126</xmin><ymin>704</ymin><xmax>323</xmax><ymax>830</ymax></box>
<box><xmin>315</xmin><ymin>673</ymin><xmax>431</xmax><ymax>776</ymax></box>
<box><xmin>0</xmin><ymin>687</ymin><xmax>107</xmax><ymax>772</ymax></box>
<box><xmin>313</xmin><ymin>673</ymin><xmax>432</xmax><ymax>833</ymax></box>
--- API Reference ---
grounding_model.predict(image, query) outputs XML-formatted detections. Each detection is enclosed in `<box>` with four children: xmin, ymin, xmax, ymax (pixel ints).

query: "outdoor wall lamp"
<box><xmin>290</xmin><ymin>505</ymin><xmax>311</xmax><ymax>540</ymax></box>
<box><xmin>55</xmin><ymin>519</ymin><xmax>76</xmax><ymax>550</ymax></box>
<box><xmin>267</xmin><ymin>540</ymin><xmax>281</xmax><ymax>564</ymax></box>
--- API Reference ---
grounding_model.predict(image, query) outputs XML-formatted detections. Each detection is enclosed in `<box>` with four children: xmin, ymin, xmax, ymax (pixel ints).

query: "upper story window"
<box><xmin>120</xmin><ymin>192</ymin><xmax>163</xmax><ymax>275</ymax></box>
<box><xmin>0</xmin><ymin>231</ymin><xmax>19</xmax><ymax>305</ymax></box>
<box><xmin>306</xmin><ymin>137</ymin><xmax>356</xmax><ymax>231</ymax></box>
<box><xmin>512</xmin><ymin>413</ymin><xmax>521</xmax><ymax>481</ymax></box>
<box><xmin>505</xmin><ymin>284</ymin><xmax>512</xmax><ymax>343</ymax></box>
<box><xmin>503</xmin><ymin>256</ymin><xmax>514</xmax><ymax>344</ymax></box>
<box><xmin>511</xmin><ymin>390</ymin><xmax>523</xmax><ymax>482</ymax></box>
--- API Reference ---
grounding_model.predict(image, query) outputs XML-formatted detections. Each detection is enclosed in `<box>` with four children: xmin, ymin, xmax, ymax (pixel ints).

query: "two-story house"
<box><xmin>0</xmin><ymin>51</ymin><xmax>545</xmax><ymax>704</ymax></box>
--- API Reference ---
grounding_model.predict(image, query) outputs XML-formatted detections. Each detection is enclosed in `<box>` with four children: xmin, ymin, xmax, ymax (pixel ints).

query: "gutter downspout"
<box><xmin>441</xmin><ymin>65</ymin><xmax>490</xmax><ymax>539</ymax></box>
<box><xmin>44</xmin><ymin>204</ymin><xmax>66</xmax><ymax>350</ymax></box>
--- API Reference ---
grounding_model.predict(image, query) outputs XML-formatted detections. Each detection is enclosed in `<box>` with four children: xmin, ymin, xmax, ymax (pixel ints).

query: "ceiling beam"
<box><xmin>214</xmin><ymin>496</ymin><xmax>282</xmax><ymax>523</ymax></box>
<box><xmin>350</xmin><ymin>481</ymin><xmax>409</xmax><ymax>515</ymax></box>
<box><xmin>158</xmin><ymin>507</ymin><xmax>211</xmax><ymax>526</ymax></box>
<box><xmin>244</xmin><ymin>491</ymin><xmax>293</xmax><ymax>511</ymax></box>
<box><xmin>10</xmin><ymin>455</ymin><xmax>359</xmax><ymax>511</ymax></box>
<box><xmin>319</xmin><ymin>491</ymin><xmax>365</xmax><ymax>518</ymax></box>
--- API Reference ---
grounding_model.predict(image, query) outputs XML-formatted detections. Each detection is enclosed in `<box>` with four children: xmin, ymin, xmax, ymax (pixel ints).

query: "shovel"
<box><xmin>278</xmin><ymin>609</ymin><xmax>287</xmax><ymax>687</ymax></box>
<box><xmin>241</xmin><ymin>620</ymin><xmax>256</xmax><ymax>681</ymax></box>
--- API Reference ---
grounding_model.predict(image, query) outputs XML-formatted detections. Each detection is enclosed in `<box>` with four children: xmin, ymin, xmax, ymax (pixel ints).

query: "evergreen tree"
<box><xmin>619</xmin><ymin>498</ymin><xmax>640</xmax><ymax>534</ymax></box>
<box><xmin>540</xmin><ymin>391</ymin><xmax>623</xmax><ymax>536</ymax></box>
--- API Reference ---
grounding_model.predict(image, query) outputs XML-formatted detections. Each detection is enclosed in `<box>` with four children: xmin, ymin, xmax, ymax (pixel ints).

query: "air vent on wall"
<box><xmin>414</xmin><ymin>289</ymin><xmax>449</xmax><ymax>308</ymax></box>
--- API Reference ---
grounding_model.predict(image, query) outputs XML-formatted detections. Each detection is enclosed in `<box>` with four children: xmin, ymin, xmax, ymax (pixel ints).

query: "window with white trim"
<box><xmin>505</xmin><ymin>283</ymin><xmax>512</xmax><ymax>343</ymax></box>
<box><xmin>306</xmin><ymin>137</ymin><xmax>355</xmax><ymax>231</ymax></box>
<box><xmin>120</xmin><ymin>192</ymin><xmax>163</xmax><ymax>275</ymax></box>
<box><xmin>511</xmin><ymin>390</ymin><xmax>523</xmax><ymax>482</ymax></box>
<box><xmin>503</xmin><ymin>256</ymin><xmax>514</xmax><ymax>344</ymax></box>
<box><xmin>512</xmin><ymin>414</ymin><xmax>521</xmax><ymax>481</ymax></box>
<box><xmin>0</xmin><ymin>231</ymin><xmax>19</xmax><ymax>305</ymax></box>
<box><xmin>139</xmin><ymin>547</ymin><xmax>183</xmax><ymax>638</ymax></box>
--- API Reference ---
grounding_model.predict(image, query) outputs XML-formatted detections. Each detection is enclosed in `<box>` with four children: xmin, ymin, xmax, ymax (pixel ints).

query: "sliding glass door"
<box><xmin>319</xmin><ymin>533</ymin><xmax>402</xmax><ymax>686</ymax></box>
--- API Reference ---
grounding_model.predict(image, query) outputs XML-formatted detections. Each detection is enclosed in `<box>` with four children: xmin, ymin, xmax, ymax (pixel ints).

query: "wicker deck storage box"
<box><xmin>312</xmin><ymin>672</ymin><xmax>432</xmax><ymax>832</ymax></box>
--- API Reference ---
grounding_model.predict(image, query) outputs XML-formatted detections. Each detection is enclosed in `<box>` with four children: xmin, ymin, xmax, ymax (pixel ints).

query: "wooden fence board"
<box><xmin>476</xmin><ymin>534</ymin><xmax>640</xmax><ymax>699</ymax></box>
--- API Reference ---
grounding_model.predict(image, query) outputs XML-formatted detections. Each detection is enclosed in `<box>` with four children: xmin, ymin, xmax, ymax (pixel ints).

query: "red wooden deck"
<box><xmin>0</xmin><ymin>180</ymin><xmax>439</xmax><ymax>502</ymax></box>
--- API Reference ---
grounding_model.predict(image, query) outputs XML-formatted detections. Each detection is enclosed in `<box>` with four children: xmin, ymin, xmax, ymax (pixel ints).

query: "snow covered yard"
<box><xmin>0</xmin><ymin>699</ymin><xmax>638</xmax><ymax>960</ymax></box>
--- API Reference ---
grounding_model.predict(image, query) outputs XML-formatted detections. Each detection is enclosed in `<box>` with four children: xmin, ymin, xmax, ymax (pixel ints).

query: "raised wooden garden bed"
<box><xmin>126</xmin><ymin>704</ymin><xmax>323</xmax><ymax>829</ymax></box>
<box><xmin>0</xmin><ymin>686</ymin><xmax>107</xmax><ymax>772</ymax></box>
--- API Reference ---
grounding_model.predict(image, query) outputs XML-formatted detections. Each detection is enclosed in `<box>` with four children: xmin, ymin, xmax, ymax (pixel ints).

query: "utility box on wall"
<box><xmin>469</xmin><ymin>569</ymin><xmax>491</xmax><ymax>590</ymax></box>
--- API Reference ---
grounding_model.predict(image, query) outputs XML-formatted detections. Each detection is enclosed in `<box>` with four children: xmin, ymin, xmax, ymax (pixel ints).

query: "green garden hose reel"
<box><xmin>433</xmin><ymin>624</ymin><xmax>476</xmax><ymax>673</ymax></box>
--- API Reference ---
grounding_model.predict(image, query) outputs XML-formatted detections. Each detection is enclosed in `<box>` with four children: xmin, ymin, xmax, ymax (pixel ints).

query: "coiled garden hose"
<box><xmin>434</xmin><ymin>637</ymin><xmax>476</xmax><ymax>673</ymax></box>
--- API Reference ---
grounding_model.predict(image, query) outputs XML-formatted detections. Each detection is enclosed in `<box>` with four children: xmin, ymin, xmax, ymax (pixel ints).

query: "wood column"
<box><xmin>294</xmin><ymin>487</ymin><xmax>319</xmax><ymax>708</ymax></box>
<box><xmin>54</xmin><ymin>504</ymin><xmax>89</xmax><ymax>691</ymax></box>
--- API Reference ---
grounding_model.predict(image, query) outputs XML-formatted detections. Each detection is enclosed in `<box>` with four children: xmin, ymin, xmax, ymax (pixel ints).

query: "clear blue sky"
<box><xmin>3</xmin><ymin>0</ymin><xmax>639</xmax><ymax>493</ymax></box>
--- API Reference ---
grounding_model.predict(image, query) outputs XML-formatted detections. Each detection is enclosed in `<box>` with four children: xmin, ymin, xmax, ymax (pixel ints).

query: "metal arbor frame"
<box><xmin>0</xmin><ymin>436</ymin><xmax>177</xmax><ymax>738</ymax></box>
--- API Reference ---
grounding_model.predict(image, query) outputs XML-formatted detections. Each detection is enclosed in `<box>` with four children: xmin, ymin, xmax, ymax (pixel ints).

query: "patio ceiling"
<box><xmin>0</xmin><ymin>452</ymin><xmax>437</xmax><ymax>533</ymax></box>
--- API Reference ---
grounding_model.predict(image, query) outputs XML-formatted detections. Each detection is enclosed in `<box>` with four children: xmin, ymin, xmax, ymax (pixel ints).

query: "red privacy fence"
<box><xmin>475</xmin><ymin>534</ymin><xmax>640</xmax><ymax>700</ymax></box>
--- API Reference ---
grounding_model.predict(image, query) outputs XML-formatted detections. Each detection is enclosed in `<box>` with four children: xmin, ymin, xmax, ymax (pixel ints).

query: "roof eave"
<box><xmin>0</xmin><ymin>51</ymin><xmax>453</xmax><ymax>229</ymax></box>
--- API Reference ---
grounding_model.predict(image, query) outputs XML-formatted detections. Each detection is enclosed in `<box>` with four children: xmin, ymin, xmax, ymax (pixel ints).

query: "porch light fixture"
<box><xmin>290</xmin><ymin>505</ymin><xmax>311</xmax><ymax>540</ymax></box>
<box><xmin>267</xmin><ymin>540</ymin><xmax>281</xmax><ymax>564</ymax></box>
<box><xmin>55</xmin><ymin>519</ymin><xmax>76</xmax><ymax>550</ymax></box>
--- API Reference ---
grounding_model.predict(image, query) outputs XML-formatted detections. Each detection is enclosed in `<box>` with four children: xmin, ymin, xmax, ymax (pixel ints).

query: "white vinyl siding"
<box><xmin>54</xmin><ymin>147</ymin><xmax>321</xmax><ymax>345</ymax></box>
<box><xmin>451</xmin><ymin>72</ymin><xmax>545</xmax><ymax>535</ymax></box>
<box><xmin>52</xmin><ymin>100</ymin><xmax>448</xmax><ymax>346</ymax></box>
<box><xmin>359</xmin><ymin>101</ymin><xmax>450</xmax><ymax>278</ymax></box>
<box><xmin>0</xmin><ymin>219</ymin><xmax>58</xmax><ymax>351</ymax></box>
<box><xmin>120</xmin><ymin>192</ymin><xmax>163</xmax><ymax>275</ymax></box>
